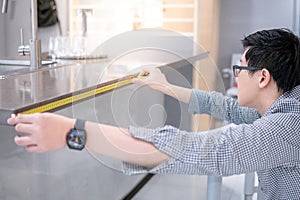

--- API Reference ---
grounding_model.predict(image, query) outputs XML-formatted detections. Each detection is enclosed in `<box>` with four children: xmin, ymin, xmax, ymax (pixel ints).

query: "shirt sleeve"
<box><xmin>122</xmin><ymin>116</ymin><xmax>297</xmax><ymax>176</ymax></box>
<box><xmin>123</xmin><ymin>125</ymin><xmax>240</xmax><ymax>176</ymax></box>
<box><xmin>188</xmin><ymin>89</ymin><xmax>261</xmax><ymax>124</ymax></box>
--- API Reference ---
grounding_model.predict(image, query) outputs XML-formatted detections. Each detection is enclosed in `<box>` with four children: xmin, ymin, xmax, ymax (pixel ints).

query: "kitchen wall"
<box><xmin>0</xmin><ymin>12</ymin><xmax>4</xmax><ymax>56</ymax></box>
<box><xmin>192</xmin><ymin>0</ymin><xmax>221</xmax><ymax>131</ymax></box>
<box><xmin>0</xmin><ymin>0</ymin><xmax>68</xmax><ymax>57</ymax></box>
<box><xmin>197</xmin><ymin>0</ymin><xmax>220</xmax><ymax>63</ymax></box>
<box><xmin>1</xmin><ymin>0</ymin><xmax>298</xmax><ymax>76</ymax></box>
<box><xmin>38</xmin><ymin>0</ymin><xmax>69</xmax><ymax>52</ymax></box>
<box><xmin>0</xmin><ymin>0</ymin><xmax>30</xmax><ymax>57</ymax></box>
<box><xmin>68</xmin><ymin>0</ymin><xmax>194</xmax><ymax>54</ymax></box>
<box><xmin>218</xmin><ymin>0</ymin><xmax>298</xmax><ymax>88</ymax></box>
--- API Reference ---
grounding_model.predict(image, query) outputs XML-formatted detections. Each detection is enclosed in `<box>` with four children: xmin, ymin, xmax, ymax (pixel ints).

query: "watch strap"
<box><xmin>75</xmin><ymin>119</ymin><xmax>86</xmax><ymax>130</ymax></box>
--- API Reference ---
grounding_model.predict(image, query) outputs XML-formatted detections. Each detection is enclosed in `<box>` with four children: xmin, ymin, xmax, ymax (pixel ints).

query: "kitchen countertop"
<box><xmin>0</xmin><ymin>59</ymin><xmax>122</xmax><ymax>124</ymax></box>
<box><xmin>0</xmin><ymin>50</ymin><xmax>228</xmax><ymax>200</ymax></box>
<box><xmin>0</xmin><ymin>51</ymin><xmax>208</xmax><ymax>125</ymax></box>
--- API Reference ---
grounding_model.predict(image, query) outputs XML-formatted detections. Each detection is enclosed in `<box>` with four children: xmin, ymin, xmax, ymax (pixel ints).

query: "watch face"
<box><xmin>67</xmin><ymin>128</ymin><xmax>86</xmax><ymax>150</ymax></box>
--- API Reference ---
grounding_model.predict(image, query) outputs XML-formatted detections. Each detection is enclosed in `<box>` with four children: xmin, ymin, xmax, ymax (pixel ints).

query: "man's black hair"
<box><xmin>241</xmin><ymin>28</ymin><xmax>300</xmax><ymax>92</ymax></box>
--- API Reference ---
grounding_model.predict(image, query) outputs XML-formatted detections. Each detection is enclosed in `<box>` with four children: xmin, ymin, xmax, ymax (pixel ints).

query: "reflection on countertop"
<box><xmin>0</xmin><ymin>49</ymin><xmax>208</xmax><ymax>125</ymax></box>
<box><xmin>0</xmin><ymin>58</ymin><xmax>117</xmax><ymax>123</ymax></box>
<box><xmin>0</xmin><ymin>53</ymin><xmax>107</xmax><ymax>78</ymax></box>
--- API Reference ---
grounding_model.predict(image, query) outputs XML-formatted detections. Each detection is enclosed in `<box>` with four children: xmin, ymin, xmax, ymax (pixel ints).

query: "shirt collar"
<box><xmin>263</xmin><ymin>85</ymin><xmax>300</xmax><ymax>117</ymax></box>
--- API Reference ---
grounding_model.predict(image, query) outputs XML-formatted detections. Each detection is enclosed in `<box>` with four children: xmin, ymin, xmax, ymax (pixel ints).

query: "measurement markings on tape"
<box><xmin>20</xmin><ymin>78</ymin><xmax>134</xmax><ymax>114</ymax></box>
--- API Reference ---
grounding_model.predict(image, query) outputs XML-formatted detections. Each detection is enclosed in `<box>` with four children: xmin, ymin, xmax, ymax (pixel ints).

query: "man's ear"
<box><xmin>258</xmin><ymin>69</ymin><xmax>271</xmax><ymax>88</ymax></box>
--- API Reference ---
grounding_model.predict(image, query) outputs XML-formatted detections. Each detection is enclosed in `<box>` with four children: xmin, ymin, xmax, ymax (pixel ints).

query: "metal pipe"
<box><xmin>30</xmin><ymin>0</ymin><xmax>41</xmax><ymax>69</ymax></box>
<box><xmin>18</xmin><ymin>28</ymin><xmax>30</xmax><ymax>56</ymax></box>
<box><xmin>76</xmin><ymin>8</ymin><xmax>93</xmax><ymax>37</ymax></box>
<box><xmin>30</xmin><ymin>0</ymin><xmax>37</xmax><ymax>40</ymax></box>
<box><xmin>1</xmin><ymin>0</ymin><xmax>8</xmax><ymax>13</ymax></box>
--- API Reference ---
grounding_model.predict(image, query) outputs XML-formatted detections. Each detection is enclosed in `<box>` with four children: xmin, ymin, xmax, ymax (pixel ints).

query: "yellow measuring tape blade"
<box><xmin>20</xmin><ymin>78</ymin><xmax>133</xmax><ymax>114</ymax></box>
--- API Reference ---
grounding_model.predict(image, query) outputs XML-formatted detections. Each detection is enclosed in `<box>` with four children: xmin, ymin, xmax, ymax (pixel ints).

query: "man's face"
<box><xmin>236</xmin><ymin>48</ymin><xmax>260</xmax><ymax>107</ymax></box>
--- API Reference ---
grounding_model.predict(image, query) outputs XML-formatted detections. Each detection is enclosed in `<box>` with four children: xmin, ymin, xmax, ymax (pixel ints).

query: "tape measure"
<box><xmin>15</xmin><ymin>73</ymin><xmax>140</xmax><ymax>114</ymax></box>
<box><xmin>13</xmin><ymin>52</ymin><xmax>208</xmax><ymax>115</ymax></box>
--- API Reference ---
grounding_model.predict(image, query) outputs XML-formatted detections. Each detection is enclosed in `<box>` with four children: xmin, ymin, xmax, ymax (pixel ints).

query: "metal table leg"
<box><xmin>244</xmin><ymin>172</ymin><xmax>257</xmax><ymax>200</ymax></box>
<box><xmin>207</xmin><ymin>175</ymin><xmax>222</xmax><ymax>200</ymax></box>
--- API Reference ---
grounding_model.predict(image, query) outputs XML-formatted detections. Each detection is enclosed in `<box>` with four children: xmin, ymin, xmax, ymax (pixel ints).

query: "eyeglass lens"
<box><xmin>233</xmin><ymin>68</ymin><xmax>240</xmax><ymax>77</ymax></box>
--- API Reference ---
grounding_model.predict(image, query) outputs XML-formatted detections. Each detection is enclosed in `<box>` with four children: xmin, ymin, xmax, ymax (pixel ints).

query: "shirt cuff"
<box><xmin>121</xmin><ymin>125</ymin><xmax>185</xmax><ymax>175</ymax></box>
<box><xmin>122</xmin><ymin>157</ymin><xmax>178</xmax><ymax>175</ymax></box>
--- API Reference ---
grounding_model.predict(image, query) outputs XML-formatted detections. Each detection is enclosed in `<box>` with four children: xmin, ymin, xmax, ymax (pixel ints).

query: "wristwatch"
<box><xmin>66</xmin><ymin>119</ymin><xmax>87</xmax><ymax>150</ymax></box>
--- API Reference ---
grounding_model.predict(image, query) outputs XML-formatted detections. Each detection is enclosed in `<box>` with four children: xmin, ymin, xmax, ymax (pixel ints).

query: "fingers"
<box><xmin>7</xmin><ymin>114</ymin><xmax>17</xmax><ymax>125</ymax></box>
<box><xmin>132</xmin><ymin>71</ymin><xmax>149</xmax><ymax>84</ymax></box>
<box><xmin>140</xmin><ymin>69</ymin><xmax>150</xmax><ymax>76</ymax></box>
<box><xmin>132</xmin><ymin>69</ymin><xmax>153</xmax><ymax>83</ymax></box>
<box><xmin>14</xmin><ymin>131</ymin><xmax>42</xmax><ymax>153</ymax></box>
<box><xmin>9</xmin><ymin>114</ymin><xmax>39</xmax><ymax>151</ymax></box>
<box><xmin>7</xmin><ymin>113</ymin><xmax>37</xmax><ymax>134</ymax></box>
<box><xmin>25</xmin><ymin>145</ymin><xmax>40</xmax><ymax>153</ymax></box>
<box><xmin>14</xmin><ymin>135</ymin><xmax>33</xmax><ymax>146</ymax></box>
<box><xmin>7</xmin><ymin>112</ymin><xmax>64</xmax><ymax>153</ymax></box>
<box><xmin>15</xmin><ymin>123</ymin><xmax>36</xmax><ymax>135</ymax></box>
<box><xmin>7</xmin><ymin>113</ymin><xmax>38</xmax><ymax>126</ymax></box>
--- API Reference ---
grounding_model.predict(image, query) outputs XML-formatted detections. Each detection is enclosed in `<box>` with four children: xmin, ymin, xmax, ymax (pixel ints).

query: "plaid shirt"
<box><xmin>123</xmin><ymin>85</ymin><xmax>300</xmax><ymax>200</ymax></box>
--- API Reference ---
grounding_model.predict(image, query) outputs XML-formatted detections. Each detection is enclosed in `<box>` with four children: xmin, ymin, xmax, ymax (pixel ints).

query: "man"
<box><xmin>8</xmin><ymin>28</ymin><xmax>300</xmax><ymax>199</ymax></box>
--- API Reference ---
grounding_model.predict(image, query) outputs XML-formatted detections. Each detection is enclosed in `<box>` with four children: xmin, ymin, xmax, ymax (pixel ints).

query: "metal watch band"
<box><xmin>74</xmin><ymin>119</ymin><xmax>86</xmax><ymax>130</ymax></box>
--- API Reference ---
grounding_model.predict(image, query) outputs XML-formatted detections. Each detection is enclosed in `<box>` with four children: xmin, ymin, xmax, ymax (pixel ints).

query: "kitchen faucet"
<box><xmin>1</xmin><ymin>0</ymin><xmax>8</xmax><ymax>13</ymax></box>
<box><xmin>2</xmin><ymin>0</ymin><xmax>41</xmax><ymax>70</ymax></box>
<box><xmin>76</xmin><ymin>8</ymin><xmax>93</xmax><ymax>37</ymax></box>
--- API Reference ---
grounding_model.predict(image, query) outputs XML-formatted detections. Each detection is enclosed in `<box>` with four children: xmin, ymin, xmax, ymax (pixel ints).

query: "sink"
<box><xmin>0</xmin><ymin>59</ymin><xmax>56</xmax><ymax>66</ymax></box>
<box><xmin>0</xmin><ymin>60</ymin><xmax>57</xmax><ymax>79</ymax></box>
<box><xmin>0</xmin><ymin>65</ymin><xmax>29</xmax><ymax>79</ymax></box>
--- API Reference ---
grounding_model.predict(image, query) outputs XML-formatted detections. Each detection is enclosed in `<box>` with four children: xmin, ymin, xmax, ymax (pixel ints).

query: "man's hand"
<box><xmin>132</xmin><ymin>68</ymin><xmax>192</xmax><ymax>104</ymax></box>
<box><xmin>7</xmin><ymin>113</ymin><xmax>75</xmax><ymax>153</ymax></box>
<box><xmin>132</xmin><ymin>68</ymin><xmax>170</xmax><ymax>92</ymax></box>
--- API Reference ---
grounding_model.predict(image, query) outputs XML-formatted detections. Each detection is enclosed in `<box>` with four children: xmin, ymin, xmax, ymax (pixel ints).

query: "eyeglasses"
<box><xmin>232</xmin><ymin>65</ymin><xmax>263</xmax><ymax>77</ymax></box>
